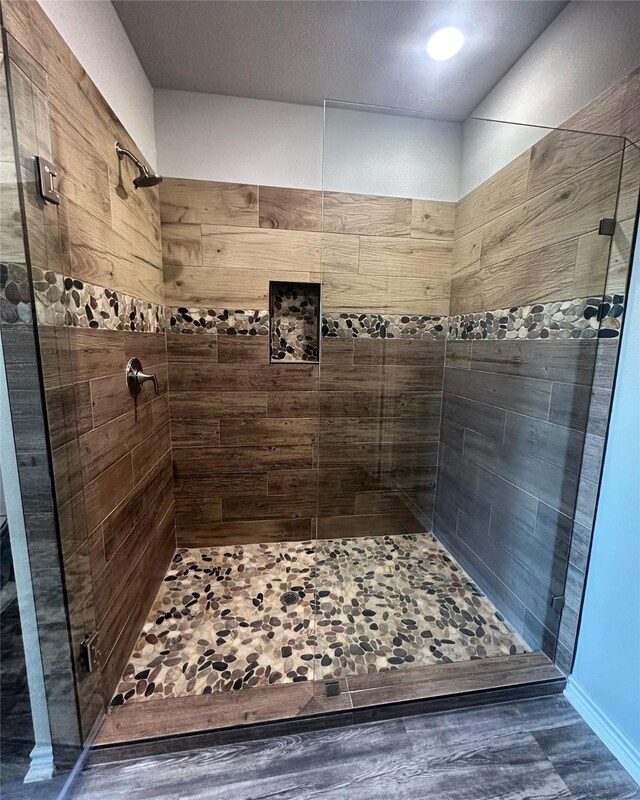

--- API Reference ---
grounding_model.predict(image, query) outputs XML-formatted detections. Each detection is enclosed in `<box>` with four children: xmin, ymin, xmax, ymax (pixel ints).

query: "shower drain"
<box><xmin>281</xmin><ymin>591</ymin><xmax>300</xmax><ymax>606</ymax></box>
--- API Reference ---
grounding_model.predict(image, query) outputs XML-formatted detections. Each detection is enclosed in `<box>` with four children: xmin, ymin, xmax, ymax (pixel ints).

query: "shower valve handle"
<box><xmin>126</xmin><ymin>358</ymin><xmax>159</xmax><ymax>398</ymax></box>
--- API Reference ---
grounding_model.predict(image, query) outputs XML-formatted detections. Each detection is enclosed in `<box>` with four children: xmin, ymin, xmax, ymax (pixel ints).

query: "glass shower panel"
<box><xmin>1</xmin><ymin>28</ymin><xmax>100</xmax><ymax>785</ymax></box>
<box><xmin>316</xmin><ymin>100</ymin><xmax>626</xmax><ymax>687</ymax></box>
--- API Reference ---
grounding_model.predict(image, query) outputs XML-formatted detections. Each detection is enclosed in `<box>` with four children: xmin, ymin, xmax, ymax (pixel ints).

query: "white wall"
<box><xmin>324</xmin><ymin>107</ymin><xmax>460</xmax><ymax>201</ymax></box>
<box><xmin>154</xmin><ymin>90</ymin><xmax>461</xmax><ymax>200</ymax></box>
<box><xmin>155</xmin><ymin>90</ymin><xmax>323</xmax><ymax>191</ymax></box>
<box><xmin>565</xmin><ymin>230</ymin><xmax>640</xmax><ymax>785</ymax></box>
<box><xmin>460</xmin><ymin>0</ymin><xmax>640</xmax><ymax>196</ymax></box>
<box><xmin>37</xmin><ymin>0</ymin><xmax>157</xmax><ymax>166</ymax></box>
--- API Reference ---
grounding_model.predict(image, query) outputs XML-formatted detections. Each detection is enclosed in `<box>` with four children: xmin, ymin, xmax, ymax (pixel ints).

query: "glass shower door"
<box><xmin>314</xmin><ymin>100</ymin><xmax>629</xmax><ymax>692</ymax></box>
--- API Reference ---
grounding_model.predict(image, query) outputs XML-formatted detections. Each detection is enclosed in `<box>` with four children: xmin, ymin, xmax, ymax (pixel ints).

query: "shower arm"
<box><xmin>115</xmin><ymin>142</ymin><xmax>146</xmax><ymax>172</ymax></box>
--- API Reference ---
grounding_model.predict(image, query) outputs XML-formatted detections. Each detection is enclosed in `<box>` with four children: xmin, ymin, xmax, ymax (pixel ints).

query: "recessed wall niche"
<box><xmin>269</xmin><ymin>281</ymin><xmax>321</xmax><ymax>363</ymax></box>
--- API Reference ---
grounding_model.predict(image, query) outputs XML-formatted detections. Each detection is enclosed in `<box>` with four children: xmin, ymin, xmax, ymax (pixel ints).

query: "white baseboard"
<box><xmin>565</xmin><ymin>677</ymin><xmax>640</xmax><ymax>787</ymax></box>
<box><xmin>24</xmin><ymin>743</ymin><xmax>54</xmax><ymax>783</ymax></box>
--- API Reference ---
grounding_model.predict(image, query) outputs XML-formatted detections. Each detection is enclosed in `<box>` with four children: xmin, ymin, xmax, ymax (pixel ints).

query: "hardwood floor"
<box><xmin>70</xmin><ymin>695</ymin><xmax>639</xmax><ymax>800</ymax></box>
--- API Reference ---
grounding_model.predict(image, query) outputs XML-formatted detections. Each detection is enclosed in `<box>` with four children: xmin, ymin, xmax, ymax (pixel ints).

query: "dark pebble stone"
<box><xmin>598</xmin><ymin>329</ymin><xmax>618</xmax><ymax>338</ymax></box>
<box><xmin>212</xmin><ymin>662</ymin><xmax>228</xmax><ymax>671</ymax></box>
<box><xmin>584</xmin><ymin>306</ymin><xmax>598</xmax><ymax>319</ymax></box>
<box><xmin>281</xmin><ymin>646</ymin><xmax>292</xmax><ymax>657</ymax></box>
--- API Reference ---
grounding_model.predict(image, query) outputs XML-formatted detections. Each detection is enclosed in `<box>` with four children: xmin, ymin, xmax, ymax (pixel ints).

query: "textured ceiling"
<box><xmin>114</xmin><ymin>0</ymin><xmax>568</xmax><ymax>115</ymax></box>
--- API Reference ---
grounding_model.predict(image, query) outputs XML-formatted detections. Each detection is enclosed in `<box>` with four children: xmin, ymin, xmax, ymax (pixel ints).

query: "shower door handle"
<box><xmin>126</xmin><ymin>358</ymin><xmax>159</xmax><ymax>398</ymax></box>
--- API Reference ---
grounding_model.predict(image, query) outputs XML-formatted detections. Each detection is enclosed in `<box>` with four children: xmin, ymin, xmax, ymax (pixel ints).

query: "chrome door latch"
<box><xmin>34</xmin><ymin>156</ymin><xmax>60</xmax><ymax>205</ymax></box>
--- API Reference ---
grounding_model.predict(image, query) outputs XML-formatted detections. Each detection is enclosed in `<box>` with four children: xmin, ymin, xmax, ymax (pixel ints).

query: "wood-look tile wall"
<box><xmin>450</xmin><ymin>68</ymin><xmax>640</xmax><ymax>315</ymax></box>
<box><xmin>162</xmin><ymin>181</ymin><xmax>452</xmax><ymax>543</ymax></box>
<box><xmin>161</xmin><ymin>179</ymin><xmax>454</xmax><ymax>315</ymax></box>
<box><xmin>2</xmin><ymin>0</ymin><xmax>176</xmax><ymax>733</ymax></box>
<box><xmin>168</xmin><ymin>332</ymin><xmax>441</xmax><ymax>544</ymax></box>
<box><xmin>439</xmin><ymin>69</ymin><xmax>639</xmax><ymax>668</ymax></box>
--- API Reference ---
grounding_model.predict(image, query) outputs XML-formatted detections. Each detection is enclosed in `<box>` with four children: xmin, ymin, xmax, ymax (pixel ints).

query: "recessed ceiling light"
<box><xmin>426</xmin><ymin>27</ymin><xmax>464</xmax><ymax>61</ymax></box>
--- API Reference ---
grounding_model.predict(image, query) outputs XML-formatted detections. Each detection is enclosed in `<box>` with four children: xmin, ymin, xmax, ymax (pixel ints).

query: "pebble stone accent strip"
<box><xmin>30</xmin><ymin>267</ymin><xmax>166</xmax><ymax>332</ymax></box>
<box><xmin>0</xmin><ymin>263</ymin><xmax>33</xmax><ymax>324</ymax></box>
<box><xmin>270</xmin><ymin>282</ymin><xmax>320</xmax><ymax>362</ymax></box>
<box><xmin>447</xmin><ymin>295</ymin><xmax>625</xmax><ymax>341</ymax></box>
<box><xmin>3</xmin><ymin>265</ymin><xmax>624</xmax><ymax>342</ymax></box>
<box><xmin>169</xmin><ymin>307</ymin><xmax>269</xmax><ymax>336</ymax></box>
<box><xmin>110</xmin><ymin>534</ymin><xmax>527</xmax><ymax>707</ymax></box>
<box><xmin>321</xmin><ymin>312</ymin><xmax>446</xmax><ymax>340</ymax></box>
<box><xmin>169</xmin><ymin>295</ymin><xmax>625</xmax><ymax>341</ymax></box>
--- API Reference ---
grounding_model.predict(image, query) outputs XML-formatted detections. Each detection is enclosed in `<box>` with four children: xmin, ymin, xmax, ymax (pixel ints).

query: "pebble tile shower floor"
<box><xmin>111</xmin><ymin>534</ymin><xmax>527</xmax><ymax>706</ymax></box>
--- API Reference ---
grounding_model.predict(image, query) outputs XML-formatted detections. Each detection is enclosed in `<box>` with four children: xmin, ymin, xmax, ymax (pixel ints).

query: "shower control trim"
<box><xmin>34</xmin><ymin>156</ymin><xmax>60</xmax><ymax>205</ymax></box>
<box><xmin>126</xmin><ymin>357</ymin><xmax>160</xmax><ymax>399</ymax></box>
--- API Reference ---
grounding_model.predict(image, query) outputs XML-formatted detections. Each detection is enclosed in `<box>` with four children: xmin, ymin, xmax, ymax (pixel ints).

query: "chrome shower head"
<box><xmin>115</xmin><ymin>142</ymin><xmax>162</xmax><ymax>189</ymax></box>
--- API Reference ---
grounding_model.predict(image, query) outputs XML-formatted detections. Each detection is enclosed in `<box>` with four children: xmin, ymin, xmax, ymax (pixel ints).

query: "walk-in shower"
<box><xmin>0</xmin><ymin>2</ymin><xmax>637</xmax><ymax>794</ymax></box>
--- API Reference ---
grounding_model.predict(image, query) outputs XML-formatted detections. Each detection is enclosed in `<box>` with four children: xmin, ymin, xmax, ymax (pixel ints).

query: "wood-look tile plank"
<box><xmin>442</xmin><ymin>394</ymin><xmax>506</xmax><ymax>442</ymax></box>
<box><xmin>217</xmin><ymin>335</ymin><xmax>269</xmax><ymax>363</ymax></box>
<box><xmin>132</xmin><ymin>423</ymin><xmax>172</xmax><ymax>483</ymax></box>
<box><xmin>164</xmin><ymin>265</ymin><xmax>313</xmax><ymax>308</ymax></box>
<box><xmin>169</xmin><ymin>363</ymin><xmax>317</xmax><ymax>393</ymax></box>
<box><xmin>320</xmin><ymin>338</ymin><xmax>354</xmax><ymax>365</ymax></box>
<box><xmin>322</xmin><ymin>271</ymin><xmax>450</xmax><ymax>315</ymax></box>
<box><xmin>449</xmin><ymin>272</ymin><xmax>482</xmax><ymax>315</ymax></box>
<box><xmin>259</xmin><ymin>186</ymin><xmax>321</xmax><ymax>231</ymax></box>
<box><xmin>503</xmin><ymin>412</ymin><xmax>585</xmax><ymax>474</ymax></box>
<box><xmin>166</xmin><ymin>334</ymin><xmax>218</xmax><ymax>363</ymax></box>
<box><xmin>321</xmin><ymin>232</ymin><xmax>359</xmax><ymax>274</ymax></box>
<box><xmin>95</xmin><ymin>681</ymin><xmax>345</xmax><ymax>745</ymax></box>
<box><xmin>323</xmin><ymin>191</ymin><xmax>411</xmax><ymax>236</ymax></box>
<box><xmin>358</xmin><ymin>235</ymin><xmax>452</xmax><ymax>278</ymax></box>
<box><xmin>222</xmin><ymin>494</ymin><xmax>316</xmax><ymax>521</ymax></box>
<box><xmin>445</xmin><ymin>366</ymin><xmax>552</xmax><ymax>421</ymax></box>
<box><xmin>353</xmin><ymin>338</ymin><xmax>445</xmax><ymax>366</ymax></box>
<box><xmin>90</xmin><ymin>365</ymin><xmax>168</xmax><ymax>428</ymax></box>
<box><xmin>455</xmin><ymin>150</ymin><xmax>530</xmax><ymax>239</ymax></box>
<box><xmin>319</xmin><ymin>417</ymin><xmax>440</xmax><ymax>444</ymax></box>
<box><xmin>317</xmin><ymin>511</ymin><xmax>423</xmax><ymax>538</ymax></box>
<box><xmin>527</xmin><ymin>128</ymin><xmax>624</xmax><ymax>199</ymax></box>
<box><xmin>463</xmin><ymin>429</ymin><xmax>579</xmax><ymax>517</ymax></box>
<box><xmin>267</xmin><ymin>469</ymin><xmax>318</xmax><ymax>496</ymax></box>
<box><xmin>469</xmin><ymin>340</ymin><xmax>598</xmax><ymax>386</ymax></box>
<box><xmin>79</xmin><ymin>405</ymin><xmax>154</xmax><ymax>483</ymax></box>
<box><xmin>174</xmin><ymin>473</ymin><xmax>267</xmax><ymax>499</ymax></box>
<box><xmin>84</xmin><ymin>454</ymin><xmax>133</xmax><ymax>532</ymax></box>
<box><xmin>452</xmin><ymin>228</ymin><xmax>482</xmax><ymax>278</ymax></box>
<box><xmin>480</xmin><ymin>154</ymin><xmax>621</xmax><ymax>269</ymax></box>
<box><xmin>45</xmin><ymin>381</ymin><xmax>93</xmax><ymax>449</ymax></box>
<box><xmin>176</xmin><ymin>497</ymin><xmax>222</xmax><ymax>528</ymax></box>
<box><xmin>479</xmin><ymin>238</ymin><xmax>578</xmax><ymax>311</ymax></box>
<box><xmin>173</xmin><ymin>446</ymin><xmax>313</xmax><ymax>477</ymax></box>
<box><xmin>161</xmin><ymin>222</ymin><xmax>202</xmax><ymax>267</ymax></box>
<box><xmin>170</xmin><ymin>391</ymin><xmax>267</xmax><ymax>422</ymax></box>
<box><xmin>101</xmin><ymin>452</ymin><xmax>173</xmax><ymax>560</ymax></box>
<box><xmin>320</xmin><ymin>364</ymin><xmax>443</xmax><ymax>392</ymax></box>
<box><xmin>201</xmin><ymin>225</ymin><xmax>320</xmax><ymax>271</ymax></box>
<box><xmin>219</xmin><ymin>418</ymin><xmax>317</xmax><ymax>446</ymax></box>
<box><xmin>268</xmin><ymin>392</ymin><xmax>319</xmax><ymax>418</ymax></box>
<box><xmin>177</xmin><ymin>518</ymin><xmax>314</xmax><ymax>547</ymax></box>
<box><xmin>410</xmin><ymin>199</ymin><xmax>456</xmax><ymax>240</ymax></box>
<box><xmin>67</xmin><ymin>327</ymin><xmax>126</xmax><ymax>383</ymax></box>
<box><xmin>160</xmin><ymin>178</ymin><xmax>258</xmax><ymax>226</ymax></box>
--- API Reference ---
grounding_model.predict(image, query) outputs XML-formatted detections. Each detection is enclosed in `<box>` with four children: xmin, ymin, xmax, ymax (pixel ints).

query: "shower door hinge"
<box><xmin>34</xmin><ymin>156</ymin><xmax>60</xmax><ymax>205</ymax></box>
<box><xmin>598</xmin><ymin>217</ymin><xmax>616</xmax><ymax>236</ymax></box>
<box><xmin>325</xmin><ymin>680</ymin><xmax>341</xmax><ymax>698</ymax></box>
<box><xmin>550</xmin><ymin>595</ymin><xmax>565</xmax><ymax>611</ymax></box>
<box><xmin>81</xmin><ymin>631</ymin><xmax>100</xmax><ymax>673</ymax></box>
